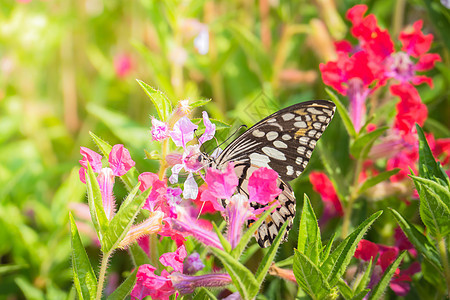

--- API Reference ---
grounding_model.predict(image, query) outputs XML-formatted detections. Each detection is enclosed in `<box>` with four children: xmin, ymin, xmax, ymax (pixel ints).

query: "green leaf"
<box><xmin>389</xmin><ymin>208</ymin><xmax>442</xmax><ymax>272</ymax></box>
<box><xmin>415</xmin><ymin>180</ymin><xmax>450</xmax><ymax>238</ymax></box>
<box><xmin>298</xmin><ymin>195</ymin><xmax>322</xmax><ymax>265</ymax></box>
<box><xmin>228</xmin><ymin>23</ymin><xmax>272</xmax><ymax>81</ymax></box>
<box><xmin>422</xmin><ymin>0</ymin><xmax>450</xmax><ymax>50</ymax></box>
<box><xmin>274</xmin><ymin>256</ymin><xmax>293</xmax><ymax>268</ymax></box>
<box><xmin>293</xmin><ymin>250</ymin><xmax>331</xmax><ymax>299</ymax></box>
<box><xmin>352</xmin><ymin>289</ymin><xmax>370</xmax><ymax>300</ymax></box>
<box><xmin>136</xmin><ymin>79</ymin><xmax>172</xmax><ymax>121</ymax></box>
<box><xmin>212</xmin><ymin>222</ymin><xmax>232</xmax><ymax>253</ymax></box>
<box><xmin>193</xmin><ymin>288</ymin><xmax>218</xmax><ymax>300</ymax></box>
<box><xmin>358</xmin><ymin>169</ymin><xmax>400</xmax><ymax>194</ymax></box>
<box><xmin>321</xmin><ymin>233</ymin><xmax>336</xmax><ymax>263</ymax></box>
<box><xmin>70</xmin><ymin>213</ymin><xmax>97</xmax><ymax>299</ymax></box>
<box><xmin>337</xmin><ymin>278</ymin><xmax>353</xmax><ymax>300</ymax></box>
<box><xmin>368</xmin><ymin>251</ymin><xmax>407</xmax><ymax>300</ymax></box>
<box><xmin>326</xmin><ymin>88</ymin><xmax>356</xmax><ymax>138</ymax></box>
<box><xmin>210</xmin><ymin>247</ymin><xmax>259</xmax><ymax>300</ymax></box>
<box><xmin>350</xmin><ymin>127</ymin><xmax>389</xmax><ymax>159</ymax></box>
<box><xmin>190</xmin><ymin>99</ymin><xmax>211</xmax><ymax>108</ymax></box>
<box><xmin>129</xmin><ymin>242</ymin><xmax>151</xmax><ymax>267</ymax></box>
<box><xmin>321</xmin><ymin>211</ymin><xmax>382</xmax><ymax>286</ymax></box>
<box><xmin>107</xmin><ymin>269</ymin><xmax>138</xmax><ymax>300</ymax></box>
<box><xmin>89</xmin><ymin>131</ymin><xmax>112</xmax><ymax>157</ymax></box>
<box><xmin>193</xmin><ymin>287</ymin><xmax>219</xmax><ymax>300</ymax></box>
<box><xmin>353</xmin><ymin>259</ymin><xmax>373</xmax><ymax>296</ymax></box>
<box><xmin>0</xmin><ymin>264</ymin><xmax>26</xmax><ymax>275</ymax></box>
<box><xmin>416</xmin><ymin>124</ymin><xmax>449</xmax><ymax>185</ymax></box>
<box><xmin>85</xmin><ymin>162</ymin><xmax>109</xmax><ymax>243</ymax></box>
<box><xmin>102</xmin><ymin>184</ymin><xmax>150</xmax><ymax>253</ymax></box>
<box><xmin>255</xmin><ymin>221</ymin><xmax>289</xmax><ymax>286</ymax></box>
<box><xmin>231</xmin><ymin>205</ymin><xmax>277</xmax><ymax>258</ymax></box>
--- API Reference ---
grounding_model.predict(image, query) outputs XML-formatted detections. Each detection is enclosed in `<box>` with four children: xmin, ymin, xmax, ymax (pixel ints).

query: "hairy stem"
<box><xmin>96</xmin><ymin>251</ymin><xmax>112</xmax><ymax>300</ymax></box>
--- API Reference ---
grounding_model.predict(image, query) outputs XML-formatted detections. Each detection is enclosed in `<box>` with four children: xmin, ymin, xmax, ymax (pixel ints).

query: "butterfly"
<box><xmin>200</xmin><ymin>100</ymin><xmax>336</xmax><ymax>247</ymax></box>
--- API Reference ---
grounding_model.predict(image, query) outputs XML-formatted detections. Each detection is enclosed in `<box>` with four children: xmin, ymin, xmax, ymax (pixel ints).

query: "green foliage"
<box><xmin>293</xmin><ymin>195</ymin><xmax>385</xmax><ymax>299</ymax></box>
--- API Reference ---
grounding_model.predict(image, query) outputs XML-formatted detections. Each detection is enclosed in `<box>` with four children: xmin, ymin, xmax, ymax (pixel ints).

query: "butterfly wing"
<box><xmin>215</xmin><ymin>100</ymin><xmax>336</xmax><ymax>247</ymax></box>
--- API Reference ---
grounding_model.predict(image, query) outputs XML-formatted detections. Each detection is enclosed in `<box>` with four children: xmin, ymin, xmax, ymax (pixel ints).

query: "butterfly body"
<box><xmin>206</xmin><ymin>100</ymin><xmax>336</xmax><ymax>247</ymax></box>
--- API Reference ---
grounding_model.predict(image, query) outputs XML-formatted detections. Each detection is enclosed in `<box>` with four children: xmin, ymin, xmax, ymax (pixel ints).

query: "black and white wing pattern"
<box><xmin>213</xmin><ymin>100</ymin><xmax>336</xmax><ymax>247</ymax></box>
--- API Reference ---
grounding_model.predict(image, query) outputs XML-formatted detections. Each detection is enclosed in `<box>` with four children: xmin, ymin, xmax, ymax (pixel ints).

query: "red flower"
<box><xmin>355</xmin><ymin>239</ymin><xmax>379</xmax><ymax>261</ymax></box>
<box><xmin>309</xmin><ymin>172</ymin><xmax>343</xmax><ymax>224</ymax></box>
<box><xmin>391</xmin><ymin>83</ymin><xmax>428</xmax><ymax>143</ymax></box>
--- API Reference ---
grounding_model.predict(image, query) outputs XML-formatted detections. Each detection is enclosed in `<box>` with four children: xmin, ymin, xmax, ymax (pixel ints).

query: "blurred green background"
<box><xmin>0</xmin><ymin>0</ymin><xmax>448</xmax><ymax>298</ymax></box>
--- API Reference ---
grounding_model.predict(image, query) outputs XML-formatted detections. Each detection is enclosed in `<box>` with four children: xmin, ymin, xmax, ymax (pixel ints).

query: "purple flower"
<box><xmin>198</xmin><ymin>111</ymin><xmax>216</xmax><ymax>145</ymax></box>
<box><xmin>170</xmin><ymin>117</ymin><xmax>198</xmax><ymax>148</ymax></box>
<box><xmin>183</xmin><ymin>253</ymin><xmax>205</xmax><ymax>275</ymax></box>
<box><xmin>169</xmin><ymin>272</ymin><xmax>232</xmax><ymax>295</ymax></box>
<box><xmin>151</xmin><ymin>117</ymin><xmax>169</xmax><ymax>141</ymax></box>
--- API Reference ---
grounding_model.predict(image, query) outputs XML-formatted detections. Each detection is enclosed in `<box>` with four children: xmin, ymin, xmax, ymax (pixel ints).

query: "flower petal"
<box><xmin>108</xmin><ymin>144</ymin><xmax>135</xmax><ymax>177</ymax></box>
<box><xmin>198</xmin><ymin>111</ymin><xmax>216</xmax><ymax>144</ymax></box>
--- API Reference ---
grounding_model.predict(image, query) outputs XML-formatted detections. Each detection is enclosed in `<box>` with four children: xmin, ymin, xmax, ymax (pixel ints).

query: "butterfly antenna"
<box><xmin>208</xmin><ymin>124</ymin><xmax>247</xmax><ymax>155</ymax></box>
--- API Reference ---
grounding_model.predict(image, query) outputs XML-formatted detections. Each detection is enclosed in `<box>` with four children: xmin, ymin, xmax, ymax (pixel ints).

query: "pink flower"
<box><xmin>131</xmin><ymin>265</ymin><xmax>174</xmax><ymax>300</ymax></box>
<box><xmin>79</xmin><ymin>147</ymin><xmax>103</xmax><ymax>183</ymax></box>
<box><xmin>169</xmin><ymin>207</ymin><xmax>222</xmax><ymax>249</ymax></box>
<box><xmin>204</xmin><ymin>163</ymin><xmax>238</xmax><ymax>200</ymax></box>
<box><xmin>160</xmin><ymin>245</ymin><xmax>187</xmax><ymax>273</ymax></box>
<box><xmin>170</xmin><ymin>117</ymin><xmax>198</xmax><ymax>148</ymax></box>
<box><xmin>226</xmin><ymin>194</ymin><xmax>255</xmax><ymax>248</ymax></box>
<box><xmin>79</xmin><ymin>145</ymin><xmax>135</xmax><ymax>220</ymax></box>
<box><xmin>114</xmin><ymin>53</ymin><xmax>133</xmax><ymax>78</ymax></box>
<box><xmin>354</xmin><ymin>239</ymin><xmax>379</xmax><ymax>261</ymax></box>
<box><xmin>198</xmin><ymin>111</ymin><xmax>216</xmax><ymax>145</ymax></box>
<box><xmin>108</xmin><ymin>144</ymin><xmax>135</xmax><ymax>176</ymax></box>
<box><xmin>248</xmin><ymin>168</ymin><xmax>281</xmax><ymax>205</ymax></box>
<box><xmin>151</xmin><ymin>117</ymin><xmax>169</xmax><ymax>141</ymax></box>
<box><xmin>169</xmin><ymin>145</ymin><xmax>203</xmax><ymax>199</ymax></box>
<box><xmin>309</xmin><ymin>172</ymin><xmax>343</xmax><ymax>225</ymax></box>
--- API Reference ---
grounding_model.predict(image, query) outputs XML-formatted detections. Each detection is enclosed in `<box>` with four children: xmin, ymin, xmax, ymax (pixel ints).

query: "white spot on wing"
<box><xmin>252</xmin><ymin>129</ymin><xmax>265</xmax><ymax>137</ymax></box>
<box><xmin>282</xmin><ymin>134</ymin><xmax>292</xmax><ymax>140</ymax></box>
<box><xmin>282</xmin><ymin>113</ymin><xmax>295</xmax><ymax>121</ymax></box>
<box><xmin>309</xmin><ymin>140</ymin><xmax>316</xmax><ymax>148</ymax></box>
<box><xmin>262</xmin><ymin>147</ymin><xmax>287</xmax><ymax>160</ymax></box>
<box><xmin>307</xmin><ymin>107</ymin><xmax>323</xmax><ymax>115</ymax></box>
<box><xmin>323</xmin><ymin>108</ymin><xmax>333</xmax><ymax>116</ymax></box>
<box><xmin>274</xmin><ymin>140</ymin><xmax>288</xmax><ymax>149</ymax></box>
<box><xmin>296</xmin><ymin>156</ymin><xmax>303</xmax><ymax>165</ymax></box>
<box><xmin>299</xmin><ymin>136</ymin><xmax>309</xmax><ymax>145</ymax></box>
<box><xmin>294</xmin><ymin>121</ymin><xmax>307</xmax><ymax>128</ymax></box>
<box><xmin>249</xmin><ymin>152</ymin><xmax>271</xmax><ymax>168</ymax></box>
<box><xmin>286</xmin><ymin>166</ymin><xmax>294</xmax><ymax>176</ymax></box>
<box><xmin>266</xmin><ymin>131</ymin><xmax>279</xmax><ymax>141</ymax></box>
<box><xmin>297</xmin><ymin>146</ymin><xmax>306</xmax><ymax>155</ymax></box>
<box><xmin>318</xmin><ymin>115</ymin><xmax>327</xmax><ymax>122</ymax></box>
<box><xmin>313</xmin><ymin>122</ymin><xmax>322</xmax><ymax>130</ymax></box>
<box><xmin>306</xmin><ymin>150</ymin><xmax>312</xmax><ymax>158</ymax></box>
<box><xmin>295</xmin><ymin>170</ymin><xmax>301</xmax><ymax>176</ymax></box>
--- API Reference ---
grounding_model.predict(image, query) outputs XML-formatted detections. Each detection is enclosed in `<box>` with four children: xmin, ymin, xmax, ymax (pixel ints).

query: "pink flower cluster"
<box><xmin>78</xmin><ymin>102</ymin><xmax>285</xmax><ymax>298</ymax></box>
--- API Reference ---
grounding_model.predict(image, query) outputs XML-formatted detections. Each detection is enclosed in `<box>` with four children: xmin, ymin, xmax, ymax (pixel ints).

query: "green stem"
<box><xmin>392</xmin><ymin>0</ymin><xmax>406</xmax><ymax>38</ymax></box>
<box><xmin>341</xmin><ymin>157</ymin><xmax>363</xmax><ymax>238</ymax></box>
<box><xmin>96</xmin><ymin>251</ymin><xmax>112</xmax><ymax>300</ymax></box>
<box><xmin>437</xmin><ymin>237</ymin><xmax>450</xmax><ymax>299</ymax></box>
